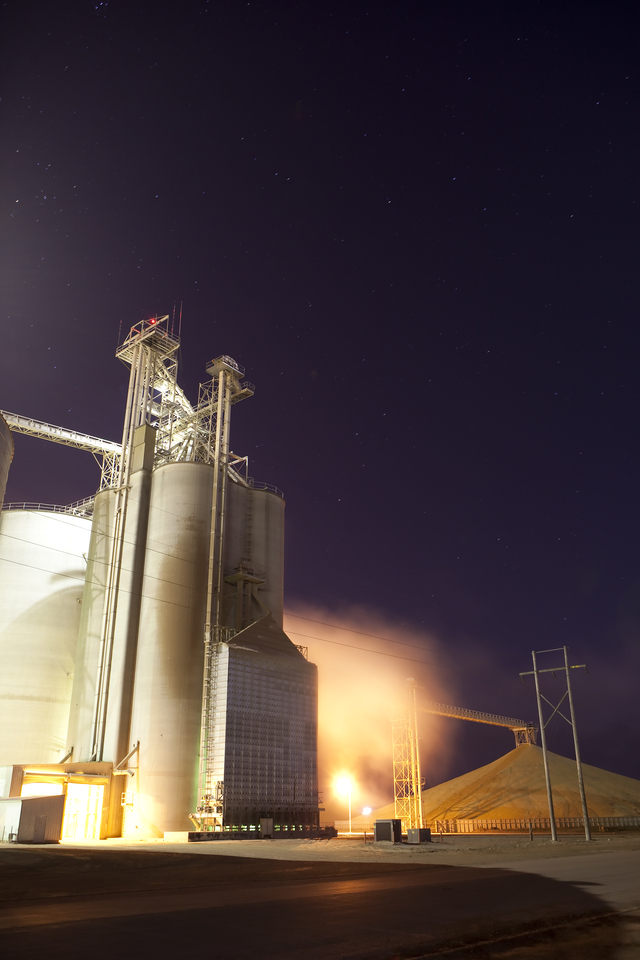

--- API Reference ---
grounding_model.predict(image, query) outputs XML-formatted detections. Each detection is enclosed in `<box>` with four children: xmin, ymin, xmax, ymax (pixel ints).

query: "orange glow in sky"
<box><xmin>284</xmin><ymin>604</ymin><xmax>455</xmax><ymax>822</ymax></box>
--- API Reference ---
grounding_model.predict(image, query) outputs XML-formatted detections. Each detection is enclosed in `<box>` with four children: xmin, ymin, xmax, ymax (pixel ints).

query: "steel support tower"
<box><xmin>392</xmin><ymin>691</ymin><xmax>537</xmax><ymax>831</ymax></box>
<box><xmin>392</xmin><ymin>681</ymin><xmax>424</xmax><ymax>831</ymax></box>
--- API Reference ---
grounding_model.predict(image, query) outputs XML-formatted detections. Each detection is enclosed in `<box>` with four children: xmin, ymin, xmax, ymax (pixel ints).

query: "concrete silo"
<box><xmin>223</xmin><ymin>482</ymin><xmax>285</xmax><ymax>630</ymax></box>
<box><xmin>0</xmin><ymin>508</ymin><xmax>92</xmax><ymax>764</ymax></box>
<box><xmin>1</xmin><ymin>316</ymin><xmax>319</xmax><ymax>839</ymax></box>
<box><xmin>66</xmin><ymin>424</ymin><xmax>155</xmax><ymax>766</ymax></box>
<box><xmin>125</xmin><ymin>461</ymin><xmax>213</xmax><ymax>837</ymax></box>
<box><xmin>0</xmin><ymin>414</ymin><xmax>13</xmax><ymax>509</ymax></box>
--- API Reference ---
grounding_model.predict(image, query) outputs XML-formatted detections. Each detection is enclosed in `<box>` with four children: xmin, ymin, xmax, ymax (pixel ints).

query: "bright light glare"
<box><xmin>362</xmin><ymin>806</ymin><xmax>372</xmax><ymax>816</ymax></box>
<box><xmin>333</xmin><ymin>773</ymin><xmax>353</xmax><ymax>797</ymax></box>
<box><xmin>21</xmin><ymin>782</ymin><xmax>63</xmax><ymax>797</ymax></box>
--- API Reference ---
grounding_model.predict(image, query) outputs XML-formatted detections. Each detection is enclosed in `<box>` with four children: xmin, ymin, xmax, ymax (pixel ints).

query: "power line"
<box><xmin>286</xmin><ymin>630</ymin><xmax>441</xmax><ymax>667</ymax></box>
<box><xmin>0</xmin><ymin>536</ymin><xmax>445</xmax><ymax>661</ymax></box>
<box><xmin>1</xmin><ymin>510</ymin><xmax>445</xmax><ymax>662</ymax></box>
<box><xmin>285</xmin><ymin>613</ymin><xmax>434</xmax><ymax>654</ymax></box>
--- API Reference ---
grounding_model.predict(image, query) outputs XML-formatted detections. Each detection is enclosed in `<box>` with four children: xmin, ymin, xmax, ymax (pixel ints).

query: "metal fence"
<box><xmin>333</xmin><ymin>820</ymin><xmax>374</xmax><ymax>833</ymax></box>
<box><xmin>430</xmin><ymin>816</ymin><xmax>640</xmax><ymax>833</ymax></box>
<box><xmin>332</xmin><ymin>816</ymin><xmax>640</xmax><ymax>835</ymax></box>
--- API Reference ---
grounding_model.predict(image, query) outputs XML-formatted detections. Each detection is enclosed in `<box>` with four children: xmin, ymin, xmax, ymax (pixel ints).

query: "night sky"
<box><xmin>2</xmin><ymin>2</ymin><xmax>639</xmax><ymax>789</ymax></box>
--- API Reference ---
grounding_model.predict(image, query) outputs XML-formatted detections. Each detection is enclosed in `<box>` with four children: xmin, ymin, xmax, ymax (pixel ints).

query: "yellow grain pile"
<box><xmin>358</xmin><ymin>745</ymin><xmax>640</xmax><ymax>823</ymax></box>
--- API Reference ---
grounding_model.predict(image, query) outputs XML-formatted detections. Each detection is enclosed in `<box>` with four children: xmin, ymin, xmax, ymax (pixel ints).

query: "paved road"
<box><xmin>1</xmin><ymin>850</ymin><xmax>638</xmax><ymax>959</ymax></box>
<box><xmin>487</xmin><ymin>850</ymin><xmax>640</xmax><ymax>912</ymax></box>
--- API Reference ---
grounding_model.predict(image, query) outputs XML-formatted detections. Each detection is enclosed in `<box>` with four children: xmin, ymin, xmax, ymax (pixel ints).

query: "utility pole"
<box><xmin>520</xmin><ymin>647</ymin><xmax>591</xmax><ymax>843</ymax></box>
<box><xmin>563</xmin><ymin>646</ymin><xmax>592</xmax><ymax>841</ymax></box>
<box><xmin>410</xmin><ymin>681</ymin><xmax>423</xmax><ymax>829</ymax></box>
<box><xmin>530</xmin><ymin>649</ymin><xmax>557</xmax><ymax>842</ymax></box>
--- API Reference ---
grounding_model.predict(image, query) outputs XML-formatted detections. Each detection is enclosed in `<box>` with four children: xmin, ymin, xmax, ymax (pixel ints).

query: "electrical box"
<box><xmin>260</xmin><ymin>818</ymin><xmax>274</xmax><ymax>838</ymax></box>
<box><xmin>407</xmin><ymin>828</ymin><xmax>431</xmax><ymax>844</ymax></box>
<box><xmin>374</xmin><ymin>819</ymin><xmax>402</xmax><ymax>843</ymax></box>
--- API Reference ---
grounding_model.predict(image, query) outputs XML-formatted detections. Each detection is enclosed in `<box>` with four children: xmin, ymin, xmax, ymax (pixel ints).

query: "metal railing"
<box><xmin>208</xmin><ymin>355</ymin><xmax>245</xmax><ymax>376</ymax></box>
<box><xmin>247</xmin><ymin>478</ymin><xmax>284</xmax><ymax>499</ymax></box>
<box><xmin>421</xmin><ymin>701</ymin><xmax>534</xmax><ymax>731</ymax></box>
<box><xmin>334</xmin><ymin>820</ymin><xmax>374</xmax><ymax>833</ymax></box>
<box><xmin>2</xmin><ymin>496</ymin><xmax>95</xmax><ymax>518</ymax></box>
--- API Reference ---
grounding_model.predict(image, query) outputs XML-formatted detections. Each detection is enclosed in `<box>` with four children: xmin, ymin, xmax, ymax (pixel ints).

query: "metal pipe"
<box><xmin>563</xmin><ymin>646</ymin><xmax>592</xmax><ymax>841</ymax></box>
<box><xmin>532</xmin><ymin>649</ymin><xmax>557</xmax><ymax>841</ymax></box>
<box><xmin>204</xmin><ymin>370</ymin><xmax>225</xmax><ymax>643</ymax></box>
<box><xmin>91</xmin><ymin>340</ymin><xmax>144</xmax><ymax>759</ymax></box>
<box><xmin>198</xmin><ymin>370</ymin><xmax>228</xmax><ymax>820</ymax></box>
<box><xmin>214</xmin><ymin>375</ymin><xmax>232</xmax><ymax>628</ymax></box>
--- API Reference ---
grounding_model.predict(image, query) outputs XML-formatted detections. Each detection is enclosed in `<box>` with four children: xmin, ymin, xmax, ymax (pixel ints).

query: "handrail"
<box><xmin>208</xmin><ymin>354</ymin><xmax>245</xmax><ymax>376</ymax></box>
<box><xmin>421</xmin><ymin>700</ymin><xmax>534</xmax><ymax>731</ymax></box>
<box><xmin>247</xmin><ymin>478</ymin><xmax>284</xmax><ymax>499</ymax></box>
<box><xmin>2</xmin><ymin>497</ymin><xmax>95</xmax><ymax>517</ymax></box>
<box><xmin>0</xmin><ymin>409</ymin><xmax>121</xmax><ymax>455</ymax></box>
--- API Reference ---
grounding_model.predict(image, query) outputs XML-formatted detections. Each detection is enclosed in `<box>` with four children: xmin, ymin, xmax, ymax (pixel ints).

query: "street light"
<box><xmin>334</xmin><ymin>774</ymin><xmax>354</xmax><ymax>834</ymax></box>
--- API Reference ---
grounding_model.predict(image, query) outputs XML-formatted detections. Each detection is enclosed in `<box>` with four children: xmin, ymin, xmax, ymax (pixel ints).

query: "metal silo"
<box><xmin>125</xmin><ymin>461</ymin><xmax>213</xmax><ymax>837</ymax></box>
<box><xmin>0</xmin><ymin>508</ymin><xmax>92</xmax><ymax>764</ymax></box>
<box><xmin>215</xmin><ymin>615</ymin><xmax>318</xmax><ymax>831</ymax></box>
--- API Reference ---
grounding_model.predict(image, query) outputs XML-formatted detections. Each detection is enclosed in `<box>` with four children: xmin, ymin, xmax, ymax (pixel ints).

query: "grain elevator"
<box><xmin>0</xmin><ymin>317</ymin><xmax>318</xmax><ymax>840</ymax></box>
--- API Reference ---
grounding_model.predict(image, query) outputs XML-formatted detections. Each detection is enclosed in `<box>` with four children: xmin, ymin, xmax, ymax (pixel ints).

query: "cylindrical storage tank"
<box><xmin>223</xmin><ymin>480</ymin><xmax>248</xmax><ymax>572</ymax></box>
<box><xmin>0</xmin><ymin>508</ymin><xmax>91</xmax><ymax>764</ymax></box>
<box><xmin>250</xmin><ymin>488</ymin><xmax>285</xmax><ymax>628</ymax></box>
<box><xmin>66</xmin><ymin>487</ymin><xmax>116</xmax><ymax>762</ymax></box>
<box><xmin>126</xmin><ymin>462</ymin><xmax>213</xmax><ymax>837</ymax></box>
<box><xmin>66</xmin><ymin>465</ymin><xmax>152</xmax><ymax>765</ymax></box>
<box><xmin>0</xmin><ymin>415</ymin><xmax>14</xmax><ymax>510</ymax></box>
<box><xmin>223</xmin><ymin>482</ymin><xmax>285</xmax><ymax>629</ymax></box>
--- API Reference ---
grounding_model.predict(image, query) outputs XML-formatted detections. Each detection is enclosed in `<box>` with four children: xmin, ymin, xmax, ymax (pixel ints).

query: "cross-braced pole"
<box><xmin>563</xmin><ymin>646</ymin><xmax>591</xmax><ymax>841</ymax></box>
<box><xmin>521</xmin><ymin>647</ymin><xmax>591</xmax><ymax>843</ymax></box>
<box><xmin>531</xmin><ymin>650</ymin><xmax>558</xmax><ymax>842</ymax></box>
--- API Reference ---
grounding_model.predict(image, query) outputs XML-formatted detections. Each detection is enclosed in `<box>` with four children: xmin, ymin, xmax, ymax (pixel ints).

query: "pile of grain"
<box><xmin>357</xmin><ymin>745</ymin><xmax>640</xmax><ymax>823</ymax></box>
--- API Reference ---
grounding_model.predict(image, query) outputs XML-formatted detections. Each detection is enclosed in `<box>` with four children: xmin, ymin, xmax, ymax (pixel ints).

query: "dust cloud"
<box><xmin>283</xmin><ymin>605</ymin><xmax>456</xmax><ymax>821</ymax></box>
